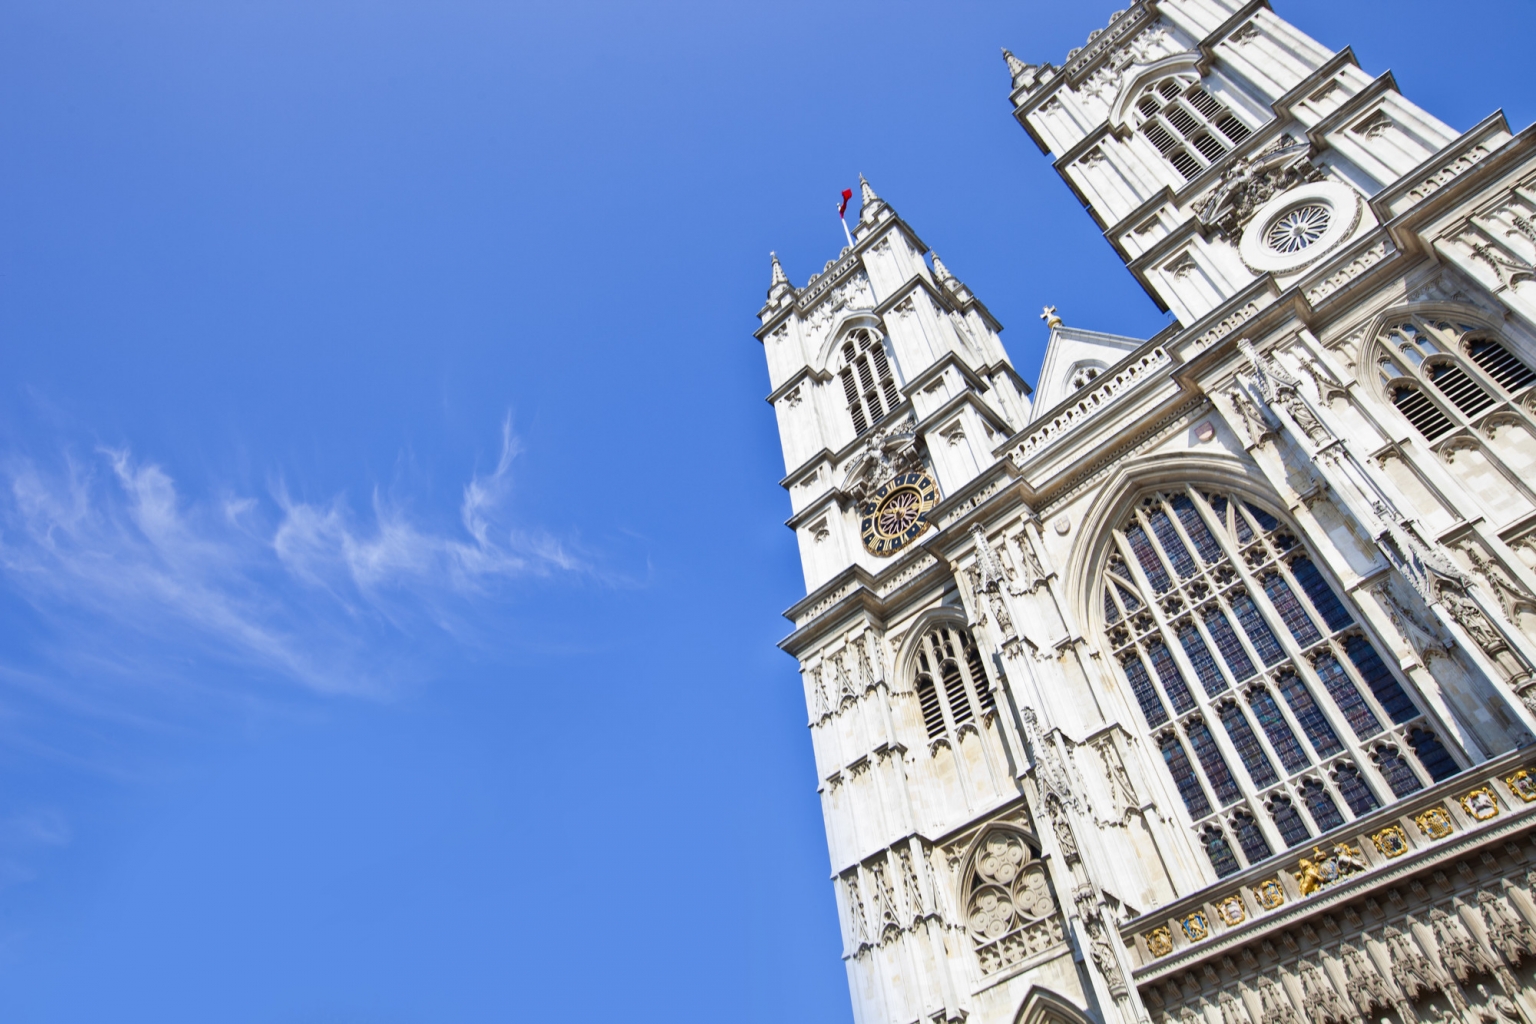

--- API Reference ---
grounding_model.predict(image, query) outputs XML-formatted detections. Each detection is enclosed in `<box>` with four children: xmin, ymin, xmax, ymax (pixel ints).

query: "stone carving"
<box><xmin>1095</xmin><ymin>736</ymin><xmax>1138</xmax><ymax>811</ymax></box>
<box><xmin>1461</xmin><ymin>545</ymin><xmax>1536</xmax><ymax>625</ymax></box>
<box><xmin>1231</xmin><ymin>385</ymin><xmax>1274</xmax><ymax>446</ymax></box>
<box><xmin>1307</xmin><ymin>241</ymin><xmax>1392</xmax><ymax>303</ymax></box>
<box><xmin>1298</xmin><ymin>957</ymin><xmax>1354</xmax><ymax>1024</ymax></box>
<box><xmin>838</xmin><ymin>417</ymin><xmax>923</xmax><ymax>506</ymax></box>
<box><xmin>1339</xmin><ymin>942</ymin><xmax>1396</xmax><ymax>1018</ymax></box>
<box><xmin>1008</xmin><ymin>347</ymin><xmax>1171</xmax><ymax>464</ymax></box>
<box><xmin>1195</xmin><ymin>136</ymin><xmax>1323</xmax><ymax>241</ymax></box>
<box><xmin>1466</xmin><ymin>234</ymin><xmax>1536</xmax><ymax>291</ymax></box>
<box><xmin>1295</xmin><ymin>843</ymin><xmax>1366</xmax><ymax>895</ymax></box>
<box><xmin>1257</xmin><ymin>974</ymin><xmax>1303</xmax><ymax>1024</ymax></box>
<box><xmin>1472</xmin><ymin>984</ymin><xmax>1523</xmax><ymax>1024</ymax></box>
<box><xmin>964</xmin><ymin>830</ymin><xmax>1063</xmax><ymax>974</ymax></box>
<box><xmin>1429</xmin><ymin>906</ymin><xmax>1497</xmax><ymax>982</ymax></box>
<box><xmin>1194</xmin><ymin>302</ymin><xmax>1263</xmax><ymax>351</ymax></box>
<box><xmin>1383</xmin><ymin>924</ymin><xmax>1439</xmax><ymax>1000</ymax></box>
<box><xmin>1047</xmin><ymin>793</ymin><xmax>1079</xmax><ymax>861</ymax></box>
<box><xmin>1480</xmin><ymin>888</ymin><xmax>1536</xmax><ymax>965</ymax></box>
<box><xmin>1218</xmin><ymin>990</ymin><xmax>1251</xmax><ymax>1024</ymax></box>
<box><xmin>1013</xmin><ymin>530</ymin><xmax>1047</xmax><ymax>591</ymax></box>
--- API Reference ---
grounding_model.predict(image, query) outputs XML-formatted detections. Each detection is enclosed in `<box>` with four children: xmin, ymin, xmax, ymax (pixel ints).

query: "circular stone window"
<box><xmin>1238</xmin><ymin>181</ymin><xmax>1364</xmax><ymax>275</ymax></box>
<box><xmin>1264</xmin><ymin>203</ymin><xmax>1331</xmax><ymax>254</ymax></box>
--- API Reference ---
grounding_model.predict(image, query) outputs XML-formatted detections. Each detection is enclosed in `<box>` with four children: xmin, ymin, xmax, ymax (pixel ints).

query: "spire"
<box><xmin>857</xmin><ymin>174</ymin><xmax>888</xmax><ymax>226</ymax></box>
<box><xmin>931</xmin><ymin>252</ymin><xmax>955</xmax><ymax>284</ymax></box>
<box><xmin>1002</xmin><ymin>47</ymin><xmax>1039</xmax><ymax>93</ymax></box>
<box><xmin>767</xmin><ymin>251</ymin><xmax>795</xmax><ymax>303</ymax></box>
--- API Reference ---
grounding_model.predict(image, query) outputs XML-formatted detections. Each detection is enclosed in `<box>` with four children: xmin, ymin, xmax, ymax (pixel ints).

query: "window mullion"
<box><xmin>1229</xmin><ymin>537</ymin><xmax>1375</xmax><ymax>783</ymax></box>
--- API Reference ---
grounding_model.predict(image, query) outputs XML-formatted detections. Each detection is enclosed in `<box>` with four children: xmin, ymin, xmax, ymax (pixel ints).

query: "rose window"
<box><xmin>1264</xmin><ymin>204</ymin><xmax>1331</xmax><ymax>254</ymax></box>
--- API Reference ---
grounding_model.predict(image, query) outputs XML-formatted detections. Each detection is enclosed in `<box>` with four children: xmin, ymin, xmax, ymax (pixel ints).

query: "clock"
<box><xmin>859</xmin><ymin>471</ymin><xmax>939</xmax><ymax>556</ymax></box>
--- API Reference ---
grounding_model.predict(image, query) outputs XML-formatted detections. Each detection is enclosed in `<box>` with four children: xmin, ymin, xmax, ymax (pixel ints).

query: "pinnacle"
<box><xmin>859</xmin><ymin>174</ymin><xmax>880</xmax><ymax>206</ymax></box>
<box><xmin>1002</xmin><ymin>48</ymin><xmax>1028</xmax><ymax>77</ymax></box>
<box><xmin>769</xmin><ymin>250</ymin><xmax>788</xmax><ymax>287</ymax></box>
<box><xmin>930</xmin><ymin>252</ymin><xmax>954</xmax><ymax>282</ymax></box>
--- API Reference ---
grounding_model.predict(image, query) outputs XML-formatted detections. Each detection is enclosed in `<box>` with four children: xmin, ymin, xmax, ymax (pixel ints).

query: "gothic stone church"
<box><xmin>752</xmin><ymin>3</ymin><xmax>1536</xmax><ymax>1024</ymax></box>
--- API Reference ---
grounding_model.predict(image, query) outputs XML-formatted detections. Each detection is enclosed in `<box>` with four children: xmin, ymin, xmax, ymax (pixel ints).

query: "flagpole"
<box><xmin>838</xmin><ymin>204</ymin><xmax>854</xmax><ymax>249</ymax></box>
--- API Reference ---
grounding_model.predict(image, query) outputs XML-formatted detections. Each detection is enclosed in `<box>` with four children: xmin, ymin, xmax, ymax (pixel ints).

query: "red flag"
<box><xmin>838</xmin><ymin>188</ymin><xmax>854</xmax><ymax>218</ymax></box>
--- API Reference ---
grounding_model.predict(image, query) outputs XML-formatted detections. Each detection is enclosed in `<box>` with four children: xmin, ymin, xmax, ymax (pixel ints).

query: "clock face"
<box><xmin>859</xmin><ymin>471</ymin><xmax>939</xmax><ymax>557</ymax></box>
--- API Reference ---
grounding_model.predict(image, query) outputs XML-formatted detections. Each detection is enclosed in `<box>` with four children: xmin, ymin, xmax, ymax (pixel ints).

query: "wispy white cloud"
<box><xmin>0</xmin><ymin>416</ymin><xmax>586</xmax><ymax>698</ymax></box>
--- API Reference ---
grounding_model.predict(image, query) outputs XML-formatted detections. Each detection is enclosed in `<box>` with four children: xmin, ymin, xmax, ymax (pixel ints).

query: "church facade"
<box><xmin>753</xmin><ymin>3</ymin><xmax>1536</xmax><ymax>1024</ymax></box>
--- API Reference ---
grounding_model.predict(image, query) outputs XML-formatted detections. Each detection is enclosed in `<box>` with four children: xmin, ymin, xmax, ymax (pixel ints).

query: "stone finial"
<box><xmin>1041</xmin><ymin>305</ymin><xmax>1063</xmax><ymax>329</ymax></box>
<box><xmin>930</xmin><ymin>252</ymin><xmax>955</xmax><ymax>283</ymax></box>
<box><xmin>768</xmin><ymin>251</ymin><xmax>795</xmax><ymax>301</ymax></box>
<box><xmin>769</xmin><ymin>251</ymin><xmax>788</xmax><ymax>286</ymax></box>
<box><xmin>858</xmin><ymin>174</ymin><xmax>888</xmax><ymax>224</ymax></box>
<box><xmin>1002</xmin><ymin>48</ymin><xmax>1039</xmax><ymax>91</ymax></box>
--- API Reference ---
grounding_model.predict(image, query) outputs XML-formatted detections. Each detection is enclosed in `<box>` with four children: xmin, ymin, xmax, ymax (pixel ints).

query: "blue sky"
<box><xmin>0</xmin><ymin>0</ymin><xmax>1532</xmax><ymax>1020</ymax></box>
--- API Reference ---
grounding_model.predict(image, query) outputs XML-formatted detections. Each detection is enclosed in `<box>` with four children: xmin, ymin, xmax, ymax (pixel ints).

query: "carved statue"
<box><xmin>1048</xmin><ymin>794</ymin><xmax>1080</xmax><ymax>861</ymax></box>
<box><xmin>1473</xmin><ymin>984</ymin><xmax>1523</xmax><ymax>1024</ymax></box>
<box><xmin>1280</xmin><ymin>389</ymin><xmax>1332</xmax><ymax>445</ymax></box>
<box><xmin>1296</xmin><ymin>855</ymin><xmax>1327</xmax><ymax>896</ymax></box>
<box><xmin>1440</xmin><ymin>584</ymin><xmax>1507</xmax><ymax>653</ymax></box>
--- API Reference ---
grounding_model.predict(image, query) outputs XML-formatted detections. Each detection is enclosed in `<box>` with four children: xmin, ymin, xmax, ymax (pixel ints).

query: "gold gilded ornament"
<box><xmin>1370</xmin><ymin>824</ymin><xmax>1409</xmax><ymax>858</ymax></box>
<box><xmin>1413</xmin><ymin>806</ymin><xmax>1454</xmax><ymax>840</ymax></box>
<box><xmin>858</xmin><ymin>471</ymin><xmax>940</xmax><ymax>557</ymax></box>
<box><xmin>1505</xmin><ymin>769</ymin><xmax>1536</xmax><ymax>803</ymax></box>
<box><xmin>1215</xmin><ymin>894</ymin><xmax>1246</xmax><ymax>927</ymax></box>
<box><xmin>1181</xmin><ymin>910</ymin><xmax>1209</xmax><ymax>942</ymax></box>
<box><xmin>1460</xmin><ymin>786</ymin><xmax>1500</xmax><ymax>821</ymax></box>
<box><xmin>1145</xmin><ymin>926</ymin><xmax>1173</xmax><ymax>957</ymax></box>
<box><xmin>1251</xmin><ymin>877</ymin><xmax>1285</xmax><ymax>910</ymax></box>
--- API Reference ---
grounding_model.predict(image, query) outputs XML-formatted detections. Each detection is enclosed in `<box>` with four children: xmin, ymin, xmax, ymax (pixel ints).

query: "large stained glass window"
<box><xmin>1100</xmin><ymin>489</ymin><xmax>1462</xmax><ymax>878</ymax></box>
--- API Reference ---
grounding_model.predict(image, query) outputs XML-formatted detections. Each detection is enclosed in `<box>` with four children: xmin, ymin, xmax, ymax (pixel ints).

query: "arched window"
<box><xmin>1130</xmin><ymin>75</ymin><xmax>1251</xmax><ymax>182</ymax></box>
<box><xmin>838</xmin><ymin>328</ymin><xmax>900</xmax><ymax>436</ymax></box>
<box><xmin>913</xmin><ymin>624</ymin><xmax>996</xmax><ymax>741</ymax></box>
<box><xmin>1100</xmin><ymin>488</ymin><xmax>1460</xmax><ymax>878</ymax></box>
<box><xmin>1378</xmin><ymin>317</ymin><xmax>1536</xmax><ymax>440</ymax></box>
<box><xmin>961</xmin><ymin>829</ymin><xmax>1062</xmax><ymax>975</ymax></box>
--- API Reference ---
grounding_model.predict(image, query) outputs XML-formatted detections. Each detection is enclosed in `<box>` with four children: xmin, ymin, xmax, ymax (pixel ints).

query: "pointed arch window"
<box><xmin>1378</xmin><ymin>317</ymin><xmax>1536</xmax><ymax>441</ymax></box>
<box><xmin>1100</xmin><ymin>488</ymin><xmax>1461</xmax><ymax>879</ymax></box>
<box><xmin>961</xmin><ymin>830</ymin><xmax>1063</xmax><ymax>975</ymax></box>
<box><xmin>912</xmin><ymin>624</ymin><xmax>995</xmax><ymax>741</ymax></box>
<box><xmin>1130</xmin><ymin>76</ymin><xmax>1251</xmax><ymax>182</ymax></box>
<box><xmin>838</xmin><ymin>328</ymin><xmax>900</xmax><ymax>436</ymax></box>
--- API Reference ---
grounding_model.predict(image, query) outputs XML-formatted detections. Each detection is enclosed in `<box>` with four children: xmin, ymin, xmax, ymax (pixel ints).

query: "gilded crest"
<box><xmin>1251</xmin><ymin>877</ymin><xmax>1285</xmax><ymax>910</ymax></box>
<box><xmin>1505</xmin><ymin>768</ymin><xmax>1536</xmax><ymax>803</ymax></box>
<box><xmin>1460</xmin><ymin>786</ymin><xmax>1500</xmax><ymax>821</ymax></box>
<box><xmin>1295</xmin><ymin>843</ymin><xmax>1366</xmax><ymax>896</ymax></box>
<box><xmin>1215</xmin><ymin>894</ymin><xmax>1247</xmax><ymax>927</ymax></box>
<box><xmin>1414</xmin><ymin>806</ymin><xmax>1454</xmax><ymax>840</ymax></box>
<box><xmin>1145</xmin><ymin>926</ymin><xmax>1173</xmax><ymax>957</ymax></box>
<box><xmin>1370</xmin><ymin>824</ymin><xmax>1409</xmax><ymax>858</ymax></box>
<box><xmin>1181</xmin><ymin>910</ymin><xmax>1209</xmax><ymax>941</ymax></box>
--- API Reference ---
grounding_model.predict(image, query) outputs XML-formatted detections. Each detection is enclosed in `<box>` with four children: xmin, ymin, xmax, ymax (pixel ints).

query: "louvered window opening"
<box><xmin>838</xmin><ymin>328</ymin><xmax>900</xmax><ymax>436</ymax></box>
<box><xmin>1101</xmin><ymin>488</ymin><xmax>1459</xmax><ymax>879</ymax></box>
<box><xmin>1134</xmin><ymin>78</ymin><xmax>1251</xmax><ymax>183</ymax></box>
<box><xmin>913</xmin><ymin>625</ymin><xmax>996</xmax><ymax>742</ymax></box>
<box><xmin>1380</xmin><ymin>317</ymin><xmax>1536</xmax><ymax>443</ymax></box>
